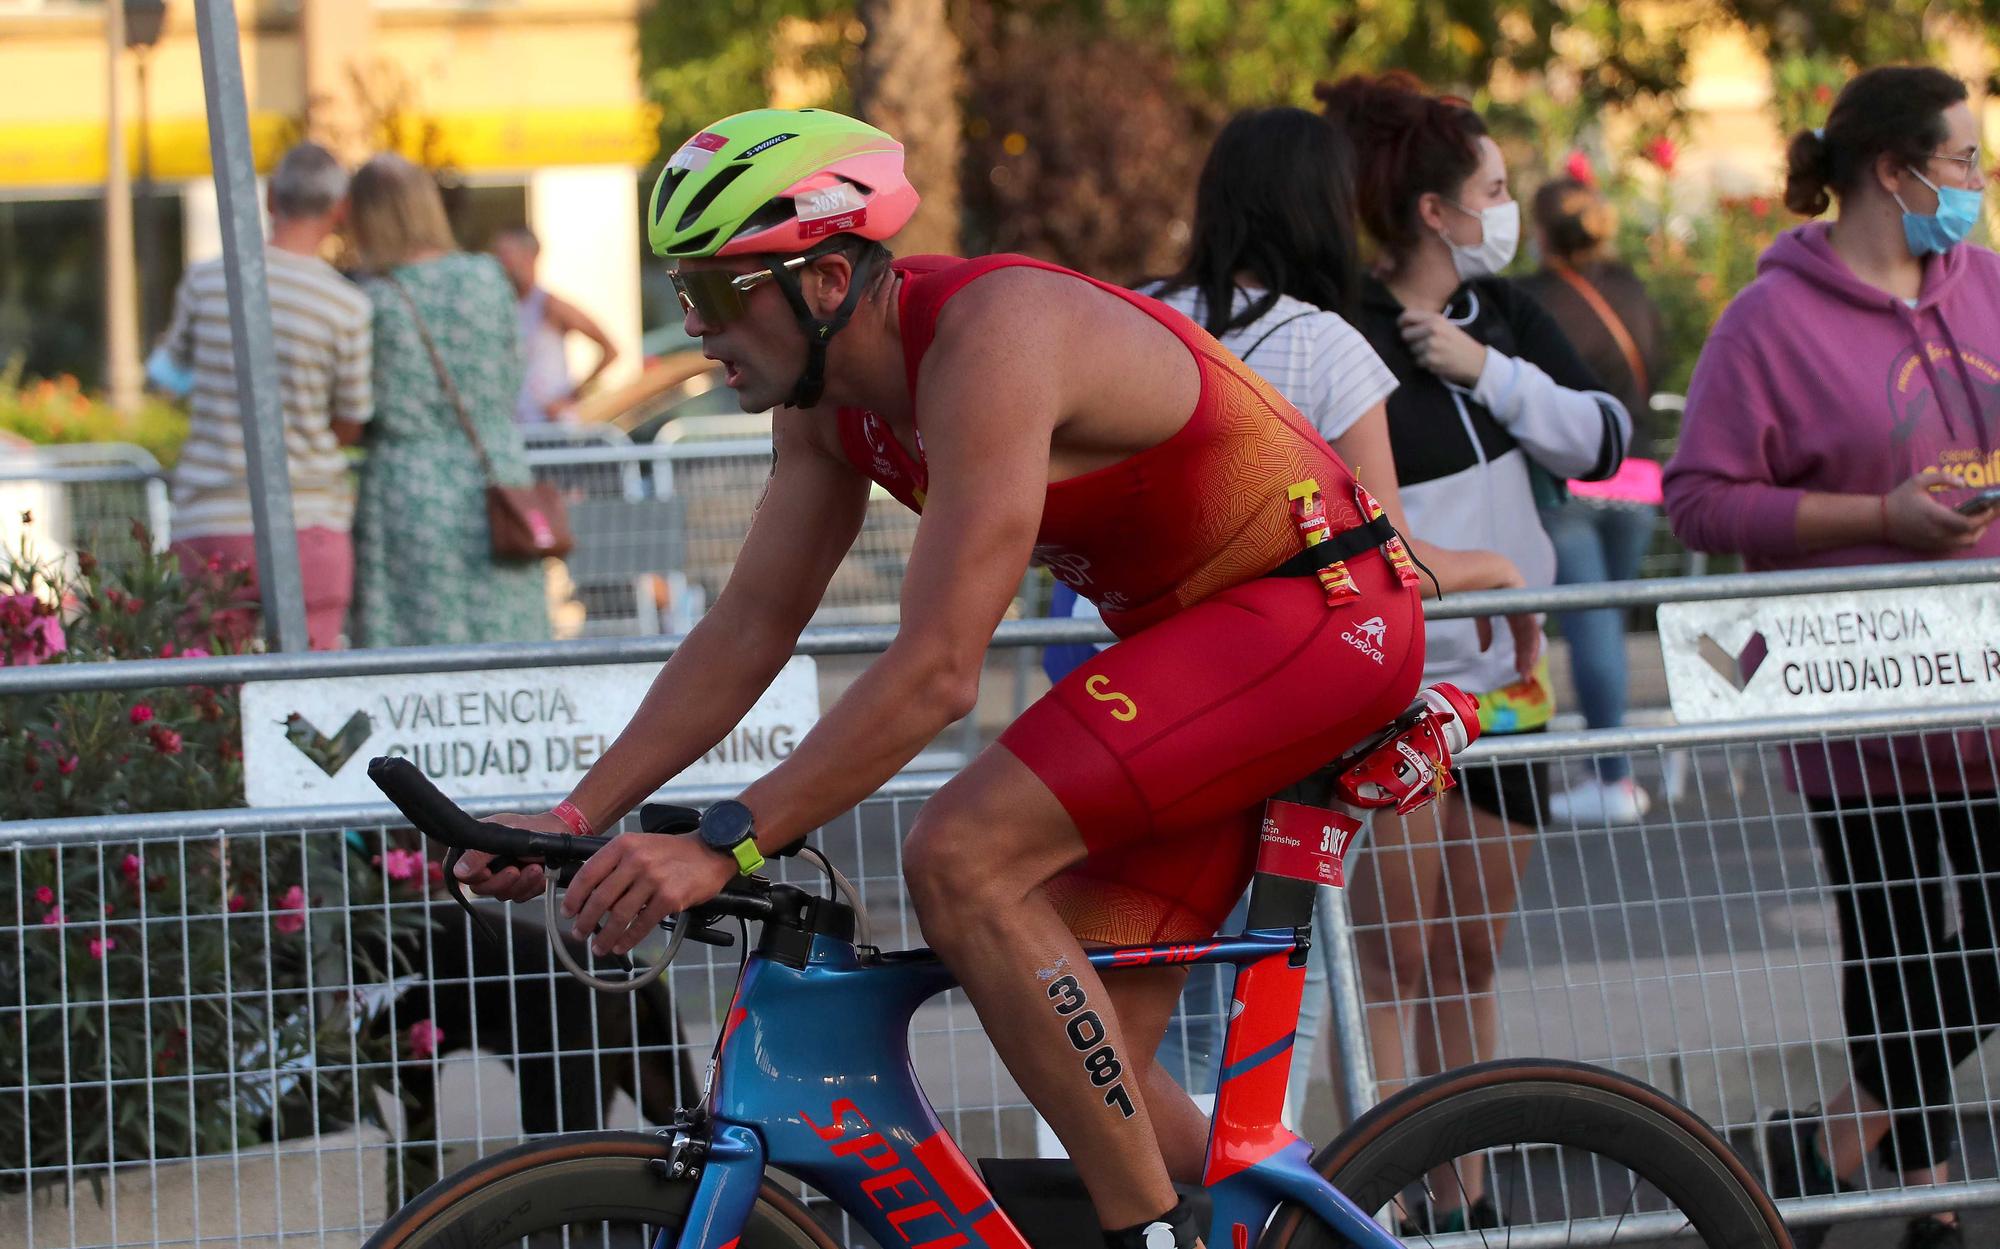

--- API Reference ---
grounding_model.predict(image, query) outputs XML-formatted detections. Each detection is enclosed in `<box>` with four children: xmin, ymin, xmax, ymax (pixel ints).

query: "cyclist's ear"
<box><xmin>802</xmin><ymin>251</ymin><xmax>857</xmax><ymax>318</ymax></box>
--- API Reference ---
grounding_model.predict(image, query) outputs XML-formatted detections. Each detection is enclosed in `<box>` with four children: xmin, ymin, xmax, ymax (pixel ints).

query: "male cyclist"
<box><xmin>458</xmin><ymin>108</ymin><xmax>1427</xmax><ymax>1249</ymax></box>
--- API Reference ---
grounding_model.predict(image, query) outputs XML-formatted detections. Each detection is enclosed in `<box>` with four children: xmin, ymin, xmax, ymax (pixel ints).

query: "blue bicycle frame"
<box><xmin>672</xmin><ymin>896</ymin><xmax>1403</xmax><ymax>1249</ymax></box>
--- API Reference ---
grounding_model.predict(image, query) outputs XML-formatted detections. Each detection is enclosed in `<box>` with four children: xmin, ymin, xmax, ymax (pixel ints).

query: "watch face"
<box><xmin>700</xmin><ymin>800</ymin><xmax>754</xmax><ymax>851</ymax></box>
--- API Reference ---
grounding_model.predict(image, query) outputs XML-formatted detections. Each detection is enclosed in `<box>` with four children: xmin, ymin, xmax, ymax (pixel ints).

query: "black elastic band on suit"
<box><xmin>1263</xmin><ymin>513</ymin><xmax>1398</xmax><ymax>579</ymax></box>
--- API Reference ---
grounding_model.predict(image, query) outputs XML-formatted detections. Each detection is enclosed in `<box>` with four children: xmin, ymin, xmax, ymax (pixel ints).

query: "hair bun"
<box><xmin>1782</xmin><ymin>126</ymin><xmax>1834</xmax><ymax>218</ymax></box>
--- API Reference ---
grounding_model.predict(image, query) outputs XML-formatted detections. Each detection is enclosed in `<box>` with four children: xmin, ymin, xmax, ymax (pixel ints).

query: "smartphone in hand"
<box><xmin>1956</xmin><ymin>486</ymin><xmax>2000</xmax><ymax>517</ymax></box>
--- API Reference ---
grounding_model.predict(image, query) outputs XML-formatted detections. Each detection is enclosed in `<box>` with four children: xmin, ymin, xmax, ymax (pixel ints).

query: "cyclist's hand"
<box><xmin>1885</xmin><ymin>469</ymin><xmax>1992</xmax><ymax>552</ymax></box>
<box><xmin>451</xmin><ymin>811</ymin><xmax>563</xmax><ymax>903</ymax></box>
<box><xmin>562</xmin><ymin>832</ymin><xmax>736</xmax><ymax>958</ymax></box>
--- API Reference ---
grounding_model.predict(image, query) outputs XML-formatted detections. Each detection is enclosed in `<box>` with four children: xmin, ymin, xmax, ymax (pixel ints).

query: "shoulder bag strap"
<box><xmin>1237</xmin><ymin>309</ymin><xmax>1316</xmax><ymax>364</ymax></box>
<box><xmin>1548</xmin><ymin>261</ymin><xmax>1649</xmax><ymax>399</ymax></box>
<box><xmin>384</xmin><ymin>272</ymin><xmax>500</xmax><ymax>486</ymax></box>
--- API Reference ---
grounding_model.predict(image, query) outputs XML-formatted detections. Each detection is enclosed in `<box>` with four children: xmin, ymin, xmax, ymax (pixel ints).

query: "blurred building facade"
<box><xmin>0</xmin><ymin>0</ymin><xmax>651</xmax><ymax>390</ymax></box>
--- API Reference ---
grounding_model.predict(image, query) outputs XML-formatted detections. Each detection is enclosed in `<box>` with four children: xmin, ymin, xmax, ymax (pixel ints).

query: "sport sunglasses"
<box><xmin>670</xmin><ymin>255</ymin><xmax>810</xmax><ymax>327</ymax></box>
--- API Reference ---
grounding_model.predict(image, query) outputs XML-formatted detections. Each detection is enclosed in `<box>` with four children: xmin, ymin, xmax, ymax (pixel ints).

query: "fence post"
<box><xmin>1318</xmin><ymin>880</ymin><xmax>1380</xmax><ymax>1125</ymax></box>
<box><xmin>192</xmin><ymin>0</ymin><xmax>309</xmax><ymax>652</ymax></box>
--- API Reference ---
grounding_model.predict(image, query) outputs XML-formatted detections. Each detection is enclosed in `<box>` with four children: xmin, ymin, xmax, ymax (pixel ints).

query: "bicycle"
<box><xmin>363</xmin><ymin>733</ymin><xmax>1791</xmax><ymax>1249</ymax></box>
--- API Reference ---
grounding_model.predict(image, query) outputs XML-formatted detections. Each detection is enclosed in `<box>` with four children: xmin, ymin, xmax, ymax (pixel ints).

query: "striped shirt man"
<box><xmin>161</xmin><ymin>247</ymin><xmax>372</xmax><ymax>539</ymax></box>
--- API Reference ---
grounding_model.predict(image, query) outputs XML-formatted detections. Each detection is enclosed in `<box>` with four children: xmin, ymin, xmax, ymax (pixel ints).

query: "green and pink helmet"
<box><xmin>647</xmin><ymin>108</ymin><xmax>919</xmax><ymax>259</ymax></box>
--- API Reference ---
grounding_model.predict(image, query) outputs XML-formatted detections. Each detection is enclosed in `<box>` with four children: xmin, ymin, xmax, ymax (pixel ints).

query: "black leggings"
<box><xmin>1810</xmin><ymin>792</ymin><xmax>2000</xmax><ymax>1170</ymax></box>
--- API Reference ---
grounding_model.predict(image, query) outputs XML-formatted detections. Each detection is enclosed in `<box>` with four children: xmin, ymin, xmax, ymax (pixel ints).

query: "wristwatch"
<box><xmin>698</xmin><ymin>799</ymin><xmax>767</xmax><ymax>876</ymax></box>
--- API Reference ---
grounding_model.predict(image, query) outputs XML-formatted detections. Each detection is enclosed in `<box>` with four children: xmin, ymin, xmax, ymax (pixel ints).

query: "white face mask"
<box><xmin>1439</xmin><ymin>198</ymin><xmax>1520</xmax><ymax>280</ymax></box>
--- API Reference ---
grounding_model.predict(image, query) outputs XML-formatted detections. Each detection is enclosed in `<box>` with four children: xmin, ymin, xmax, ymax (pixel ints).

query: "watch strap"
<box><xmin>729</xmin><ymin>838</ymin><xmax>766</xmax><ymax>876</ymax></box>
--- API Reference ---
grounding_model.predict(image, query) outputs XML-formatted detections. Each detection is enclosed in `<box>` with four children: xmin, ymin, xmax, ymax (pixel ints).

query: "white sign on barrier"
<box><xmin>241</xmin><ymin>656</ymin><xmax>819</xmax><ymax>807</ymax></box>
<box><xmin>1659</xmin><ymin>583</ymin><xmax>2000</xmax><ymax>723</ymax></box>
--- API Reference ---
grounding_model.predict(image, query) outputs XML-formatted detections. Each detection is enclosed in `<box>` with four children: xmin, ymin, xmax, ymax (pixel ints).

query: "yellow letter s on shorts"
<box><xmin>1084</xmin><ymin>674</ymin><xmax>1138</xmax><ymax>723</ymax></box>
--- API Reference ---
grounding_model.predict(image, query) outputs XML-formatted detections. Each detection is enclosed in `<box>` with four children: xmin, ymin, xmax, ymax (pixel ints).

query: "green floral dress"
<box><xmin>352</xmin><ymin>253</ymin><xmax>550</xmax><ymax>647</ymax></box>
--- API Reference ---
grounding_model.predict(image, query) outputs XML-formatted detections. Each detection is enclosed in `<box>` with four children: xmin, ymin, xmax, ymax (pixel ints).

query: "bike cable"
<box><xmin>543</xmin><ymin>878</ymin><xmax>684</xmax><ymax>993</ymax></box>
<box><xmin>800</xmin><ymin>843</ymin><xmax>873</xmax><ymax>951</ymax></box>
<box><xmin>691</xmin><ymin>915</ymin><xmax>754</xmax><ymax>1119</ymax></box>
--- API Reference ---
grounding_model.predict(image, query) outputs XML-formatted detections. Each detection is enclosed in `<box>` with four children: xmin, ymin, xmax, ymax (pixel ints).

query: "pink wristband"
<box><xmin>552</xmin><ymin>800</ymin><xmax>594</xmax><ymax>838</ymax></box>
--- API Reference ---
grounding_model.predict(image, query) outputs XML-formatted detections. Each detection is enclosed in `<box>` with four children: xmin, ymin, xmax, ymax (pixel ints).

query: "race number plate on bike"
<box><xmin>1258</xmin><ymin>799</ymin><xmax>1361</xmax><ymax>887</ymax></box>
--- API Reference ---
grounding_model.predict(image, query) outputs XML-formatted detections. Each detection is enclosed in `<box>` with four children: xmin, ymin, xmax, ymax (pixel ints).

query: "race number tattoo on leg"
<box><xmin>1047</xmin><ymin>974</ymin><xmax>1136</xmax><ymax>1118</ymax></box>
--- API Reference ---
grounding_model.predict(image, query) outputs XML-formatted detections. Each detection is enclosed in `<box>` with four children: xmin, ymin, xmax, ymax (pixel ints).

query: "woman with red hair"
<box><xmin>1320</xmin><ymin>70</ymin><xmax>1632</xmax><ymax>1233</ymax></box>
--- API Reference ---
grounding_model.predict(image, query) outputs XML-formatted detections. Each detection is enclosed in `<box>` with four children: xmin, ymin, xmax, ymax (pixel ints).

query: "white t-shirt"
<box><xmin>1145</xmin><ymin>284</ymin><xmax>1396</xmax><ymax>443</ymax></box>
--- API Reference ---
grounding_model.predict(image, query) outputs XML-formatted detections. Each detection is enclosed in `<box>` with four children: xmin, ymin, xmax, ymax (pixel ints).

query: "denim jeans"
<box><xmin>1539</xmin><ymin>501</ymin><xmax>1657</xmax><ymax>782</ymax></box>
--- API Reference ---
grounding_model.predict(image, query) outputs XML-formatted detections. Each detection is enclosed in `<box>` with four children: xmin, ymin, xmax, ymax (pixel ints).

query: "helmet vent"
<box><xmin>676</xmin><ymin>227</ymin><xmax>720</xmax><ymax>256</ymax></box>
<box><xmin>678</xmin><ymin>163</ymin><xmax>751</xmax><ymax>233</ymax></box>
<box><xmin>650</xmin><ymin>168</ymin><xmax>687</xmax><ymax>228</ymax></box>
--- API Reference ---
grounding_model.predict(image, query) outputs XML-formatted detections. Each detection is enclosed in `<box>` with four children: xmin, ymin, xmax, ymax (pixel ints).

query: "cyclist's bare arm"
<box><xmin>457</xmin><ymin>408</ymin><xmax>870</xmax><ymax>899</ymax></box>
<box><xmin>730</xmin><ymin>292</ymin><xmax>1066</xmax><ymax>853</ymax></box>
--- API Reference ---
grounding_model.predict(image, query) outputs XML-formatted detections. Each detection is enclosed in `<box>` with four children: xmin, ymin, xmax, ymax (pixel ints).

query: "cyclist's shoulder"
<box><xmin>921</xmin><ymin>255</ymin><xmax>1094</xmax><ymax>346</ymax></box>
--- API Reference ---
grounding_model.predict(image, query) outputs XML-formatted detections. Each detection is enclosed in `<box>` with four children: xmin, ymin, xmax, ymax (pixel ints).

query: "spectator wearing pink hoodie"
<box><xmin>1664</xmin><ymin>65</ymin><xmax>1994</xmax><ymax>1249</ymax></box>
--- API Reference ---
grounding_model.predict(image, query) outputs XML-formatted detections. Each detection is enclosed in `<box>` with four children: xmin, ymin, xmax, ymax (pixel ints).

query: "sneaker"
<box><xmin>1762</xmin><ymin>1110</ymin><xmax>1849</xmax><ymax>1249</ymax></box>
<box><xmin>1902</xmin><ymin>1215</ymin><xmax>1964</xmax><ymax>1249</ymax></box>
<box><xmin>1397</xmin><ymin>1195</ymin><xmax>1501</xmax><ymax>1235</ymax></box>
<box><xmin>1547</xmin><ymin>775</ymin><xmax>1651</xmax><ymax>824</ymax></box>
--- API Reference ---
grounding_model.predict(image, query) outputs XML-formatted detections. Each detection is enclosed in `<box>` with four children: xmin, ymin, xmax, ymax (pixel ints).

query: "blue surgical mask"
<box><xmin>1895</xmin><ymin>168</ymin><xmax>1983</xmax><ymax>256</ymax></box>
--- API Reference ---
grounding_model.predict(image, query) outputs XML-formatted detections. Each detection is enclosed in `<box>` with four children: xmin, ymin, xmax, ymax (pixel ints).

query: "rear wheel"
<box><xmin>1261</xmin><ymin>1060</ymin><xmax>1791</xmax><ymax>1247</ymax></box>
<box><xmin>365</xmin><ymin>1131</ymin><xmax>840</xmax><ymax>1249</ymax></box>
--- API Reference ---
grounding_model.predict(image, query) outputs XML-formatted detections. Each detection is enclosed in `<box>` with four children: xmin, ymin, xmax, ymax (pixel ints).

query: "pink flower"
<box><xmin>88</xmin><ymin>936</ymin><xmax>116</xmax><ymax>960</ymax></box>
<box><xmin>1</xmin><ymin>594</ymin><xmax>65</xmax><ymax>667</ymax></box>
<box><xmin>159</xmin><ymin>643</ymin><xmax>176</xmax><ymax>658</ymax></box>
<box><xmin>120</xmin><ymin>853</ymin><xmax>142</xmax><ymax>883</ymax></box>
<box><xmin>1564</xmin><ymin>149</ymin><xmax>1597</xmax><ymax>188</ymax></box>
<box><xmin>148</xmin><ymin>725</ymin><xmax>183</xmax><ymax>755</ymax></box>
<box><xmin>1643</xmin><ymin>135</ymin><xmax>1678</xmax><ymax>174</ymax></box>
<box><xmin>227</xmin><ymin>893</ymin><xmax>250</xmax><ymax>913</ymax></box>
<box><xmin>273</xmin><ymin>885</ymin><xmax>306</xmax><ymax>934</ymax></box>
<box><xmin>380</xmin><ymin>848</ymin><xmax>424</xmax><ymax>881</ymax></box>
<box><xmin>41</xmin><ymin>908</ymin><xmax>64</xmax><ymax>926</ymax></box>
<box><xmin>408</xmin><ymin>1019</ymin><xmax>444</xmax><ymax>1060</ymax></box>
<box><xmin>57</xmin><ymin>755</ymin><xmax>78</xmax><ymax>775</ymax></box>
<box><xmin>33</xmin><ymin>886</ymin><xmax>54</xmax><ymax>906</ymax></box>
<box><xmin>180</xmin><ymin>646</ymin><xmax>210</xmax><ymax>660</ymax></box>
<box><xmin>129</xmin><ymin>703</ymin><xmax>154</xmax><ymax>725</ymax></box>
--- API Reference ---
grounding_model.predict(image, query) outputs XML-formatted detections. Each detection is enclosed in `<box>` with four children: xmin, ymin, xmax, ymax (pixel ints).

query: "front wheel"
<box><xmin>365</xmin><ymin>1131</ymin><xmax>841</xmax><ymax>1249</ymax></box>
<box><xmin>1261</xmin><ymin>1059</ymin><xmax>1791</xmax><ymax>1247</ymax></box>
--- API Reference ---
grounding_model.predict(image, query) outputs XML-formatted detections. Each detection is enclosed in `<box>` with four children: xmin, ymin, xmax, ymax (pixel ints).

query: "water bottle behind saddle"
<box><xmin>1327</xmin><ymin>683</ymin><xmax>1481</xmax><ymax>816</ymax></box>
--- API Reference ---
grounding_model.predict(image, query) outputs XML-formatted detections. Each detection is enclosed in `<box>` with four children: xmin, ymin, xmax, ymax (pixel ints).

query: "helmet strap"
<box><xmin>770</xmin><ymin>247</ymin><xmax>878</xmax><ymax>409</ymax></box>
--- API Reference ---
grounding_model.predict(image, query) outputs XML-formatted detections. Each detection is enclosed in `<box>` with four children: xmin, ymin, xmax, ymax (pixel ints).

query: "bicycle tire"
<box><xmin>1261</xmin><ymin>1059</ymin><xmax>1790</xmax><ymax>1248</ymax></box>
<box><xmin>365</xmin><ymin>1131</ymin><xmax>843</xmax><ymax>1249</ymax></box>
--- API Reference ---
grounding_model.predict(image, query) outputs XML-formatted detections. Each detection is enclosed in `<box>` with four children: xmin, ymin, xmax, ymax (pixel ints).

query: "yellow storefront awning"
<box><xmin>0</xmin><ymin>103</ymin><xmax>660</xmax><ymax>190</ymax></box>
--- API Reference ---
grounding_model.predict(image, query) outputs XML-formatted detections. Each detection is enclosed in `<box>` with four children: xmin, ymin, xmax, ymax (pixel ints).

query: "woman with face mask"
<box><xmin>1317</xmin><ymin>72</ymin><xmax>1631</xmax><ymax>1234</ymax></box>
<box><xmin>1665</xmin><ymin>65</ymin><xmax>1996</xmax><ymax>1249</ymax></box>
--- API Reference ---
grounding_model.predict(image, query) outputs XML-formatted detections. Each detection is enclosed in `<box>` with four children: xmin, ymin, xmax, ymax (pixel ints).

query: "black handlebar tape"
<box><xmin>367</xmin><ymin>756</ymin><xmax>607</xmax><ymax>865</ymax></box>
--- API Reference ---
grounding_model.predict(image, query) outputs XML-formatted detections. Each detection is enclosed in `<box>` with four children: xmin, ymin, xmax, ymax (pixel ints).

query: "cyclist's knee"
<box><xmin>904</xmin><ymin>803</ymin><xmax>1018</xmax><ymax>921</ymax></box>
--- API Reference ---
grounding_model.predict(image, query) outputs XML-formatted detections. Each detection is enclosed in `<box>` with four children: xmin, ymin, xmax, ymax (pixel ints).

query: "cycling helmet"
<box><xmin>648</xmin><ymin>109</ymin><xmax>918</xmax><ymax>410</ymax></box>
<box><xmin>648</xmin><ymin>108</ymin><xmax>917</xmax><ymax>259</ymax></box>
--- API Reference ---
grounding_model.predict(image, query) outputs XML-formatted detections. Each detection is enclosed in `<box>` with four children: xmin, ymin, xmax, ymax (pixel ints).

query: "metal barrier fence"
<box><xmin>0</xmin><ymin>445</ymin><xmax>171</xmax><ymax>571</ymax></box>
<box><xmin>0</xmin><ymin>439</ymin><xmax>919</xmax><ymax>637</ymax></box>
<box><xmin>6</xmin><ymin>560</ymin><xmax>2000</xmax><ymax>1247</ymax></box>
